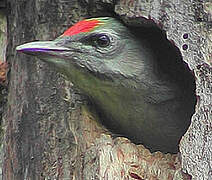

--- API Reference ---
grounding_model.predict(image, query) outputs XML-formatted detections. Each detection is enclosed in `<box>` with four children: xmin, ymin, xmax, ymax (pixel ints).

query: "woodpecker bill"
<box><xmin>16</xmin><ymin>17</ymin><xmax>196</xmax><ymax>153</ymax></box>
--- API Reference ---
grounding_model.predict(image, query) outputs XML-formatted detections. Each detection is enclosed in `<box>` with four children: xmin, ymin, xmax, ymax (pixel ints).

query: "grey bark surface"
<box><xmin>0</xmin><ymin>8</ymin><xmax>7</xmax><ymax>179</ymax></box>
<box><xmin>3</xmin><ymin>0</ymin><xmax>211</xmax><ymax>180</ymax></box>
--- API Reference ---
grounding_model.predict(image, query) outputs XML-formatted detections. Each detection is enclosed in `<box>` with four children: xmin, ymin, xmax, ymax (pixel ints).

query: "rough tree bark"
<box><xmin>0</xmin><ymin>2</ymin><xmax>7</xmax><ymax>179</ymax></box>
<box><xmin>2</xmin><ymin>0</ymin><xmax>211</xmax><ymax>180</ymax></box>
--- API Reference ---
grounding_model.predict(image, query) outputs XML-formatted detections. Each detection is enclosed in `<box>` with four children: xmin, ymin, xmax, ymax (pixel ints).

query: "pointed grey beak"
<box><xmin>16</xmin><ymin>40</ymin><xmax>74</xmax><ymax>69</ymax></box>
<box><xmin>16</xmin><ymin>41</ymin><xmax>70</xmax><ymax>53</ymax></box>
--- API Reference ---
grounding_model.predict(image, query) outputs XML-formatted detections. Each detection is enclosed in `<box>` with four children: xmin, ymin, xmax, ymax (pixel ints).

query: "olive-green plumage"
<box><xmin>16</xmin><ymin>17</ymin><xmax>196</xmax><ymax>153</ymax></box>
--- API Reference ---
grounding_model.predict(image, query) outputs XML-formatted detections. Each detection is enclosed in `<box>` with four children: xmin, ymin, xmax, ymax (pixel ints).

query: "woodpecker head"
<box><xmin>16</xmin><ymin>17</ymin><xmax>155</xmax><ymax>91</ymax></box>
<box><xmin>16</xmin><ymin>17</ymin><xmax>196</xmax><ymax>153</ymax></box>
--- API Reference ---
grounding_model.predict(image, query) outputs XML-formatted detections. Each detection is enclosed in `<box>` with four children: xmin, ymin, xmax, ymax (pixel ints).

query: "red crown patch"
<box><xmin>62</xmin><ymin>19</ymin><xmax>103</xmax><ymax>36</ymax></box>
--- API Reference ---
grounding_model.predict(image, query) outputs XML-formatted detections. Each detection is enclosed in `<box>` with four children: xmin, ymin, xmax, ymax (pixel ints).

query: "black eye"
<box><xmin>95</xmin><ymin>34</ymin><xmax>110</xmax><ymax>47</ymax></box>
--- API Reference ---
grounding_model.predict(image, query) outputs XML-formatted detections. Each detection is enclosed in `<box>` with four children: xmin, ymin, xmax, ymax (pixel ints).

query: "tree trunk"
<box><xmin>2</xmin><ymin>0</ymin><xmax>211</xmax><ymax>179</ymax></box>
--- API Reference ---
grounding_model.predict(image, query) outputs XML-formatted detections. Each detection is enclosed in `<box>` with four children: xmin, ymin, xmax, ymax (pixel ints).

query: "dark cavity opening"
<box><xmin>88</xmin><ymin>17</ymin><xmax>197</xmax><ymax>154</ymax></box>
<box><xmin>128</xmin><ymin>24</ymin><xmax>196</xmax><ymax>91</ymax></box>
<box><xmin>100</xmin><ymin>19</ymin><xmax>196</xmax><ymax>153</ymax></box>
<box><xmin>126</xmin><ymin>22</ymin><xmax>197</xmax><ymax>153</ymax></box>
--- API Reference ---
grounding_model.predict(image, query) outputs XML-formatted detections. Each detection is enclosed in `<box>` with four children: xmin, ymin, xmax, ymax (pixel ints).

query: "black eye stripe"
<box><xmin>79</xmin><ymin>34</ymin><xmax>110</xmax><ymax>47</ymax></box>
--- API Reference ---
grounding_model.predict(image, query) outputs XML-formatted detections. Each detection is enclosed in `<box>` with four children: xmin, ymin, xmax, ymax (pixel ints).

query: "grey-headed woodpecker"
<box><xmin>16</xmin><ymin>17</ymin><xmax>196</xmax><ymax>153</ymax></box>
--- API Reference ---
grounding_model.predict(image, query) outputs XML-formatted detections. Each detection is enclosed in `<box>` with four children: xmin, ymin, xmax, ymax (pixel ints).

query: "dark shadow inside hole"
<box><xmin>128</xmin><ymin>23</ymin><xmax>197</xmax><ymax>152</ymax></box>
<box><xmin>90</xmin><ymin>19</ymin><xmax>197</xmax><ymax>154</ymax></box>
<box><xmin>132</xmin><ymin>26</ymin><xmax>195</xmax><ymax>89</ymax></box>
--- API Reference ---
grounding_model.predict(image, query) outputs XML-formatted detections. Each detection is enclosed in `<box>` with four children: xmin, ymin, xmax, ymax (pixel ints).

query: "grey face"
<box><xmin>53</xmin><ymin>26</ymin><xmax>149</xmax><ymax>81</ymax></box>
<box><xmin>16</xmin><ymin>17</ymin><xmax>155</xmax><ymax>83</ymax></box>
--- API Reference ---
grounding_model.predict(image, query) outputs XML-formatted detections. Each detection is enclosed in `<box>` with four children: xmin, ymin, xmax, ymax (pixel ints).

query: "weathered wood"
<box><xmin>3</xmin><ymin>0</ymin><xmax>211</xmax><ymax>179</ymax></box>
<box><xmin>4</xmin><ymin>0</ymin><xmax>88</xmax><ymax>179</ymax></box>
<box><xmin>0</xmin><ymin>8</ymin><xmax>7</xmax><ymax>180</ymax></box>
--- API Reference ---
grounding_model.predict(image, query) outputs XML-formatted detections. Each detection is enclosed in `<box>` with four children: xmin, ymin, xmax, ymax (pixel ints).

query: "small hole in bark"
<box><xmin>183</xmin><ymin>33</ymin><xmax>189</xmax><ymax>39</ymax></box>
<box><xmin>70</xmin><ymin>102</ymin><xmax>75</xmax><ymax>108</ymax></box>
<box><xmin>182</xmin><ymin>44</ymin><xmax>188</xmax><ymax>50</ymax></box>
<box><xmin>197</xmin><ymin>64</ymin><xmax>201</xmax><ymax>69</ymax></box>
<box><xmin>129</xmin><ymin>172</ymin><xmax>144</xmax><ymax>180</ymax></box>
